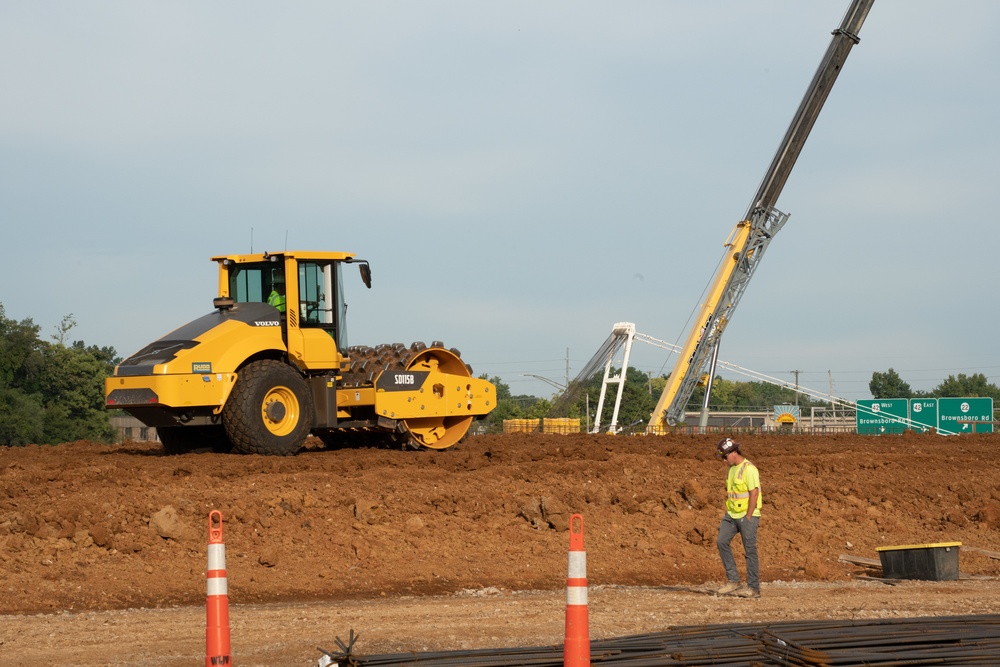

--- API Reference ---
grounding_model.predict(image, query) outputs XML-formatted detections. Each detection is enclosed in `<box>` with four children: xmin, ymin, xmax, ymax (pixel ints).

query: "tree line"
<box><xmin>868</xmin><ymin>368</ymin><xmax>1000</xmax><ymax>401</ymax></box>
<box><xmin>0</xmin><ymin>304</ymin><xmax>119</xmax><ymax>446</ymax></box>
<box><xmin>479</xmin><ymin>365</ymin><xmax>1000</xmax><ymax>433</ymax></box>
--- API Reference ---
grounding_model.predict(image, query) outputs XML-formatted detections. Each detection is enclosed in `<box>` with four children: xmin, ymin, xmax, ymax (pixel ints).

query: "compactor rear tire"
<box><xmin>223</xmin><ymin>360</ymin><xmax>314</xmax><ymax>456</ymax></box>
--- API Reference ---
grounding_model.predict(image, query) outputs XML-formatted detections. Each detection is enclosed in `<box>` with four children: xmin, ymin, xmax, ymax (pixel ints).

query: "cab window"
<box><xmin>228</xmin><ymin>263</ymin><xmax>284</xmax><ymax>307</ymax></box>
<box><xmin>297</xmin><ymin>261</ymin><xmax>347</xmax><ymax>349</ymax></box>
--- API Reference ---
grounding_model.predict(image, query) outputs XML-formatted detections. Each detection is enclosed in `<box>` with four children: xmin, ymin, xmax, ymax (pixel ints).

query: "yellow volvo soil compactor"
<box><xmin>105</xmin><ymin>251</ymin><xmax>495</xmax><ymax>455</ymax></box>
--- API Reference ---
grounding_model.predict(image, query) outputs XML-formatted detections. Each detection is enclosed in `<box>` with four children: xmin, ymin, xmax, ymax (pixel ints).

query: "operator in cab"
<box><xmin>267</xmin><ymin>274</ymin><xmax>286</xmax><ymax>313</ymax></box>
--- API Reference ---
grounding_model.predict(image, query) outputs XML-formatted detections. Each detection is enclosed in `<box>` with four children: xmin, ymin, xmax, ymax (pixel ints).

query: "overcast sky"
<box><xmin>2</xmin><ymin>1</ymin><xmax>997</xmax><ymax>404</ymax></box>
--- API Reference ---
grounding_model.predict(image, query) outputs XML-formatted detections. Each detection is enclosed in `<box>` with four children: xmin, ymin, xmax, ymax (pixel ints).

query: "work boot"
<box><xmin>733</xmin><ymin>586</ymin><xmax>760</xmax><ymax>599</ymax></box>
<box><xmin>716</xmin><ymin>582</ymin><xmax>741</xmax><ymax>595</ymax></box>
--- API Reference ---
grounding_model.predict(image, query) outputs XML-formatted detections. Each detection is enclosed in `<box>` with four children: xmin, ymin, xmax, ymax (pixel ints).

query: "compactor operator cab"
<box><xmin>219</xmin><ymin>252</ymin><xmax>371</xmax><ymax>360</ymax></box>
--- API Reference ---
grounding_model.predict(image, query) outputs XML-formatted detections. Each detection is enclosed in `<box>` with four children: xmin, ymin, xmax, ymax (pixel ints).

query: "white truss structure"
<box><xmin>591</xmin><ymin>323</ymin><xmax>635</xmax><ymax>434</ymax></box>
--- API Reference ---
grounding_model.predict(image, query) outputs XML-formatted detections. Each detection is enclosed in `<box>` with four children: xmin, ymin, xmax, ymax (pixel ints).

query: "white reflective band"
<box><xmin>567</xmin><ymin>552</ymin><xmax>586</xmax><ymax>578</ymax></box>
<box><xmin>566</xmin><ymin>586</ymin><xmax>588</xmax><ymax>606</ymax></box>
<box><xmin>207</xmin><ymin>577</ymin><xmax>228</xmax><ymax>597</ymax></box>
<box><xmin>208</xmin><ymin>544</ymin><xmax>226</xmax><ymax>570</ymax></box>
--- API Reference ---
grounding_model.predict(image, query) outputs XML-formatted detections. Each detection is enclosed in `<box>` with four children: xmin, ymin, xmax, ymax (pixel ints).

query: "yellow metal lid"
<box><xmin>876</xmin><ymin>541</ymin><xmax>962</xmax><ymax>552</ymax></box>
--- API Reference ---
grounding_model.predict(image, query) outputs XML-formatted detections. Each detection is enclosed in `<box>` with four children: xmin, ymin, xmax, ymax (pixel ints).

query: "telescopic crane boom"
<box><xmin>646</xmin><ymin>0</ymin><xmax>874</xmax><ymax>432</ymax></box>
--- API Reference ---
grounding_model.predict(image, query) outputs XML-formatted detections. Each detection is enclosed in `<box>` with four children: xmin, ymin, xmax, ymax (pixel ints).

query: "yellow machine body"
<box><xmin>105</xmin><ymin>251</ymin><xmax>495</xmax><ymax>454</ymax></box>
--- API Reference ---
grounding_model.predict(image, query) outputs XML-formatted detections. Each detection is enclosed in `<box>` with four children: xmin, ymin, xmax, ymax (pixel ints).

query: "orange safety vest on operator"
<box><xmin>725</xmin><ymin>460</ymin><xmax>761</xmax><ymax>518</ymax></box>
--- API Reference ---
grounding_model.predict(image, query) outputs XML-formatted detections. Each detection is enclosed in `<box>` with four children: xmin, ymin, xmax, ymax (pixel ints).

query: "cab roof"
<box><xmin>211</xmin><ymin>250</ymin><xmax>356</xmax><ymax>264</ymax></box>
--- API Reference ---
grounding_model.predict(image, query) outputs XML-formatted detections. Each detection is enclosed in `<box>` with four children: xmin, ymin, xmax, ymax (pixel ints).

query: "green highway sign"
<box><xmin>856</xmin><ymin>397</ymin><xmax>993</xmax><ymax>435</ymax></box>
<box><xmin>908</xmin><ymin>398</ymin><xmax>938</xmax><ymax>433</ymax></box>
<box><xmin>856</xmin><ymin>399</ymin><xmax>909</xmax><ymax>434</ymax></box>
<box><xmin>937</xmin><ymin>397</ymin><xmax>994</xmax><ymax>435</ymax></box>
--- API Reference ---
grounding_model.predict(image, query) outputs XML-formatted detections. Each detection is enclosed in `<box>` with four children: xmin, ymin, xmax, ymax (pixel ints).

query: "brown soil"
<box><xmin>2</xmin><ymin>431</ymin><xmax>1000</xmax><ymax>666</ymax></box>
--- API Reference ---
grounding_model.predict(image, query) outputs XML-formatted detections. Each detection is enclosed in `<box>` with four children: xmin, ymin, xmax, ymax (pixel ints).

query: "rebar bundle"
<box><xmin>320</xmin><ymin>615</ymin><xmax>1000</xmax><ymax>667</ymax></box>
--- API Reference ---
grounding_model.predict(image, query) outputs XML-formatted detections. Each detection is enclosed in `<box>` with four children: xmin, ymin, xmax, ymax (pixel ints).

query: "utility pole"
<box><xmin>828</xmin><ymin>370</ymin><xmax>836</xmax><ymax>419</ymax></box>
<box><xmin>791</xmin><ymin>369</ymin><xmax>800</xmax><ymax>406</ymax></box>
<box><xmin>565</xmin><ymin>348</ymin><xmax>570</xmax><ymax>390</ymax></box>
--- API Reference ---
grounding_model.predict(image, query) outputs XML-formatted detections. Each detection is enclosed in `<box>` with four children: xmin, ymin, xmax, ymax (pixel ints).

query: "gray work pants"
<box><xmin>717</xmin><ymin>514</ymin><xmax>760</xmax><ymax>591</ymax></box>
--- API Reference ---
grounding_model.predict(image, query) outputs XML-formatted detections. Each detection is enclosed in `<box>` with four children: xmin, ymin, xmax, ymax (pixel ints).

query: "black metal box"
<box><xmin>876</xmin><ymin>542</ymin><xmax>960</xmax><ymax>581</ymax></box>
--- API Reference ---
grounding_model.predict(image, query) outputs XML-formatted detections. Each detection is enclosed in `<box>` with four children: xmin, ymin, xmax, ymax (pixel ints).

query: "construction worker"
<box><xmin>267</xmin><ymin>275</ymin><xmax>286</xmax><ymax>313</ymax></box>
<box><xmin>715</xmin><ymin>437</ymin><xmax>762</xmax><ymax>598</ymax></box>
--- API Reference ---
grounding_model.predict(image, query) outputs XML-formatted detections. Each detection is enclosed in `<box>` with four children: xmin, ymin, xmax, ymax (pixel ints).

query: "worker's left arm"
<box><xmin>746</xmin><ymin>487</ymin><xmax>760</xmax><ymax>518</ymax></box>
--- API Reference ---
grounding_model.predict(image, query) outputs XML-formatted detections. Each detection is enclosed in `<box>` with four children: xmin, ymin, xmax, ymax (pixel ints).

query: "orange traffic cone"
<box><xmin>206</xmin><ymin>510</ymin><xmax>231</xmax><ymax>667</ymax></box>
<box><xmin>564</xmin><ymin>513</ymin><xmax>590</xmax><ymax>667</ymax></box>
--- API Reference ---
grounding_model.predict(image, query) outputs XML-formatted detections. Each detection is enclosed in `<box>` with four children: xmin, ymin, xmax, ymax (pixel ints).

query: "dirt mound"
<box><xmin>2</xmin><ymin>431</ymin><xmax>999</xmax><ymax>615</ymax></box>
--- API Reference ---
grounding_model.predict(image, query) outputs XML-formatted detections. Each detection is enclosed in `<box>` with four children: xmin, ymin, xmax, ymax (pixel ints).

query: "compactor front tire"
<box><xmin>223</xmin><ymin>360</ymin><xmax>314</xmax><ymax>456</ymax></box>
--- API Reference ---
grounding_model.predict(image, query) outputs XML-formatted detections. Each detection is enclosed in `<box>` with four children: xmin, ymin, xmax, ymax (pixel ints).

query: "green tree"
<box><xmin>31</xmin><ymin>341</ymin><xmax>118</xmax><ymax>443</ymax></box>
<box><xmin>0</xmin><ymin>304</ymin><xmax>43</xmax><ymax>389</ymax></box>
<box><xmin>490</xmin><ymin>375</ymin><xmax>512</xmax><ymax>401</ymax></box>
<box><xmin>869</xmin><ymin>368</ymin><xmax>912</xmax><ymax>399</ymax></box>
<box><xmin>546</xmin><ymin>366</ymin><xmax>654</xmax><ymax>432</ymax></box>
<box><xmin>0</xmin><ymin>387</ymin><xmax>45</xmax><ymax>446</ymax></box>
<box><xmin>52</xmin><ymin>314</ymin><xmax>76</xmax><ymax>345</ymax></box>
<box><xmin>934</xmin><ymin>373</ymin><xmax>1000</xmax><ymax>400</ymax></box>
<box><xmin>519</xmin><ymin>397</ymin><xmax>551</xmax><ymax>419</ymax></box>
<box><xmin>707</xmin><ymin>377</ymin><xmax>771</xmax><ymax>410</ymax></box>
<box><xmin>685</xmin><ymin>376</ymin><xmax>824</xmax><ymax>414</ymax></box>
<box><xmin>598</xmin><ymin>366</ymin><xmax>655</xmax><ymax>429</ymax></box>
<box><xmin>0</xmin><ymin>304</ymin><xmax>118</xmax><ymax>445</ymax></box>
<box><xmin>479</xmin><ymin>375</ymin><xmax>527</xmax><ymax>432</ymax></box>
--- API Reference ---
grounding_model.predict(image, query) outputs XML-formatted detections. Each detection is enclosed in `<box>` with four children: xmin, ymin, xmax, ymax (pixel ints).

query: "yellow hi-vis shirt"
<box><xmin>726</xmin><ymin>460</ymin><xmax>762</xmax><ymax>519</ymax></box>
<box><xmin>267</xmin><ymin>290</ymin><xmax>286</xmax><ymax>313</ymax></box>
